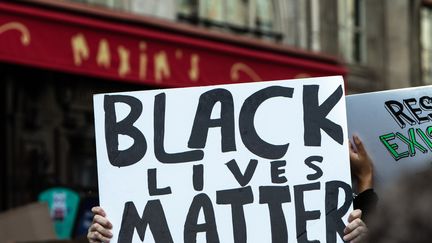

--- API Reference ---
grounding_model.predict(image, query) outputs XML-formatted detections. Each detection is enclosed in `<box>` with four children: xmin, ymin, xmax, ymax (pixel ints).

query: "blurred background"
<box><xmin>0</xmin><ymin>0</ymin><xmax>430</xmax><ymax>240</ymax></box>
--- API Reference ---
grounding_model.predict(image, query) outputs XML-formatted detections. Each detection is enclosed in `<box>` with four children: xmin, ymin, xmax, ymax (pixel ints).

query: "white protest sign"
<box><xmin>347</xmin><ymin>85</ymin><xmax>432</xmax><ymax>189</ymax></box>
<box><xmin>93</xmin><ymin>76</ymin><xmax>352</xmax><ymax>243</ymax></box>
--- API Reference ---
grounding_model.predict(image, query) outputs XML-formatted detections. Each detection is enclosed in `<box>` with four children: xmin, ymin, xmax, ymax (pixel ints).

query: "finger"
<box><xmin>349</xmin><ymin>141</ymin><xmax>358</xmax><ymax>161</ymax></box>
<box><xmin>92</xmin><ymin>206</ymin><xmax>107</xmax><ymax>217</ymax></box>
<box><xmin>348</xmin><ymin>209</ymin><xmax>362</xmax><ymax>223</ymax></box>
<box><xmin>93</xmin><ymin>214</ymin><xmax>113</xmax><ymax>229</ymax></box>
<box><xmin>343</xmin><ymin>218</ymin><xmax>367</xmax><ymax>241</ymax></box>
<box><xmin>349</xmin><ymin>140</ymin><xmax>356</xmax><ymax>152</ymax></box>
<box><xmin>349</xmin><ymin>140</ymin><xmax>354</xmax><ymax>154</ymax></box>
<box><xmin>343</xmin><ymin>226</ymin><xmax>367</xmax><ymax>241</ymax></box>
<box><xmin>88</xmin><ymin>230</ymin><xmax>112</xmax><ymax>243</ymax></box>
<box><xmin>88</xmin><ymin>229</ymin><xmax>108</xmax><ymax>243</ymax></box>
<box><xmin>90</xmin><ymin>222</ymin><xmax>113</xmax><ymax>238</ymax></box>
<box><xmin>353</xmin><ymin>135</ymin><xmax>366</xmax><ymax>155</ymax></box>
<box><xmin>344</xmin><ymin>218</ymin><xmax>365</xmax><ymax>234</ymax></box>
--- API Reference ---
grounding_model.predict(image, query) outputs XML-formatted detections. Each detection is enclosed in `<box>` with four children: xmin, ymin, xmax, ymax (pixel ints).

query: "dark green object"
<box><xmin>39</xmin><ymin>187</ymin><xmax>80</xmax><ymax>239</ymax></box>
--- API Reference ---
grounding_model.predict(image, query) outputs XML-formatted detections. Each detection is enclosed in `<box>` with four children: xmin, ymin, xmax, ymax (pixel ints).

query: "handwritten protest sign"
<box><xmin>93</xmin><ymin>76</ymin><xmax>351</xmax><ymax>243</ymax></box>
<box><xmin>347</xmin><ymin>85</ymin><xmax>432</xmax><ymax>189</ymax></box>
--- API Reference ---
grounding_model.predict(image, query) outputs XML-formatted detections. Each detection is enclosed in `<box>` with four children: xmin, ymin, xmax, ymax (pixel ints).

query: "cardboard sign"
<box><xmin>347</xmin><ymin>85</ymin><xmax>432</xmax><ymax>189</ymax></box>
<box><xmin>93</xmin><ymin>76</ymin><xmax>352</xmax><ymax>243</ymax></box>
<box><xmin>0</xmin><ymin>202</ymin><xmax>57</xmax><ymax>243</ymax></box>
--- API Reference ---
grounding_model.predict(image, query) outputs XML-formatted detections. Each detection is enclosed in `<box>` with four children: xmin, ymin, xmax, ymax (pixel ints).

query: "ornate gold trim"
<box><xmin>0</xmin><ymin>22</ymin><xmax>31</xmax><ymax>46</ymax></box>
<box><xmin>231</xmin><ymin>62</ymin><xmax>262</xmax><ymax>82</ymax></box>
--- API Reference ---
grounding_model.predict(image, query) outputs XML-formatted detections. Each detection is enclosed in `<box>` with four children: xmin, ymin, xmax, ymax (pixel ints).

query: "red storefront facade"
<box><xmin>0</xmin><ymin>0</ymin><xmax>346</xmax><ymax>212</ymax></box>
<box><xmin>0</xmin><ymin>1</ymin><xmax>345</xmax><ymax>87</ymax></box>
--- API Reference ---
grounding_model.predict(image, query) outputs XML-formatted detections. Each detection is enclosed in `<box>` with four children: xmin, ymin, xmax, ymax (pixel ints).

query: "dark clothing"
<box><xmin>353</xmin><ymin>188</ymin><xmax>378</xmax><ymax>223</ymax></box>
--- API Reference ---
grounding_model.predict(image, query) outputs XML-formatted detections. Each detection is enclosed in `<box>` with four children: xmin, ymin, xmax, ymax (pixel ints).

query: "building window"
<box><xmin>338</xmin><ymin>0</ymin><xmax>366</xmax><ymax>64</ymax></box>
<box><xmin>130</xmin><ymin>0</ymin><xmax>176</xmax><ymax>20</ymax></box>
<box><xmin>177</xmin><ymin>0</ymin><xmax>199</xmax><ymax>23</ymax></box>
<box><xmin>85</xmin><ymin>0</ymin><xmax>131</xmax><ymax>11</ymax></box>
<box><xmin>279</xmin><ymin>0</ymin><xmax>320</xmax><ymax>52</ymax></box>
<box><xmin>64</xmin><ymin>0</ymin><xmax>283</xmax><ymax>41</ymax></box>
<box><xmin>255</xmin><ymin>0</ymin><xmax>275</xmax><ymax>32</ymax></box>
<box><xmin>421</xmin><ymin>5</ymin><xmax>432</xmax><ymax>84</ymax></box>
<box><xmin>309</xmin><ymin>0</ymin><xmax>321</xmax><ymax>52</ymax></box>
<box><xmin>70</xmin><ymin>0</ymin><xmax>177</xmax><ymax>20</ymax></box>
<box><xmin>177</xmin><ymin>0</ymin><xmax>283</xmax><ymax>42</ymax></box>
<box><xmin>200</xmin><ymin>0</ymin><xmax>226</xmax><ymax>27</ymax></box>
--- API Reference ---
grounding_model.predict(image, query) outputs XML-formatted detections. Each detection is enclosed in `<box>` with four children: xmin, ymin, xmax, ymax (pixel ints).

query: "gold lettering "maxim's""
<box><xmin>70</xmin><ymin>33</ymin><xmax>201</xmax><ymax>83</ymax></box>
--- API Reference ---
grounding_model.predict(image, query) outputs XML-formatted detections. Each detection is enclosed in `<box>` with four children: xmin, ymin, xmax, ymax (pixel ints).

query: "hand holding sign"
<box><xmin>87</xmin><ymin>206</ymin><xmax>113</xmax><ymax>243</ymax></box>
<box><xmin>349</xmin><ymin>135</ymin><xmax>374</xmax><ymax>194</ymax></box>
<box><xmin>343</xmin><ymin>209</ymin><xmax>368</xmax><ymax>242</ymax></box>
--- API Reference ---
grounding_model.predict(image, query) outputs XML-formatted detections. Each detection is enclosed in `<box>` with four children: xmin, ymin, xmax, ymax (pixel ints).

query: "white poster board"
<box><xmin>347</xmin><ymin>85</ymin><xmax>432</xmax><ymax>189</ymax></box>
<box><xmin>93</xmin><ymin>76</ymin><xmax>352</xmax><ymax>243</ymax></box>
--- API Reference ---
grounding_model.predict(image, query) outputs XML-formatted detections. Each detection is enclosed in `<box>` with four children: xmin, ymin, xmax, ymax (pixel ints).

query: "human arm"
<box><xmin>350</xmin><ymin>135</ymin><xmax>378</xmax><ymax>225</ymax></box>
<box><xmin>349</xmin><ymin>135</ymin><xmax>374</xmax><ymax>194</ymax></box>
<box><xmin>87</xmin><ymin>206</ymin><xmax>113</xmax><ymax>243</ymax></box>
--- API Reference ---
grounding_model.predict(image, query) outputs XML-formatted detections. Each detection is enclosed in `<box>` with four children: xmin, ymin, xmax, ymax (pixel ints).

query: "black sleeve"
<box><xmin>353</xmin><ymin>188</ymin><xmax>378</xmax><ymax>223</ymax></box>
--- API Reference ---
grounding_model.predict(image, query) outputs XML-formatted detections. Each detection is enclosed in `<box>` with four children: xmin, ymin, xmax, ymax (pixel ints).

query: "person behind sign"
<box><xmin>87</xmin><ymin>135</ymin><xmax>377</xmax><ymax>243</ymax></box>
<box><xmin>366</xmin><ymin>168</ymin><xmax>432</xmax><ymax>243</ymax></box>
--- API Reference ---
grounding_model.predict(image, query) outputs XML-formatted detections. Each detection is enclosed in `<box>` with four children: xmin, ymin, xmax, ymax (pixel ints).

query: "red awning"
<box><xmin>0</xmin><ymin>1</ymin><xmax>346</xmax><ymax>87</ymax></box>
